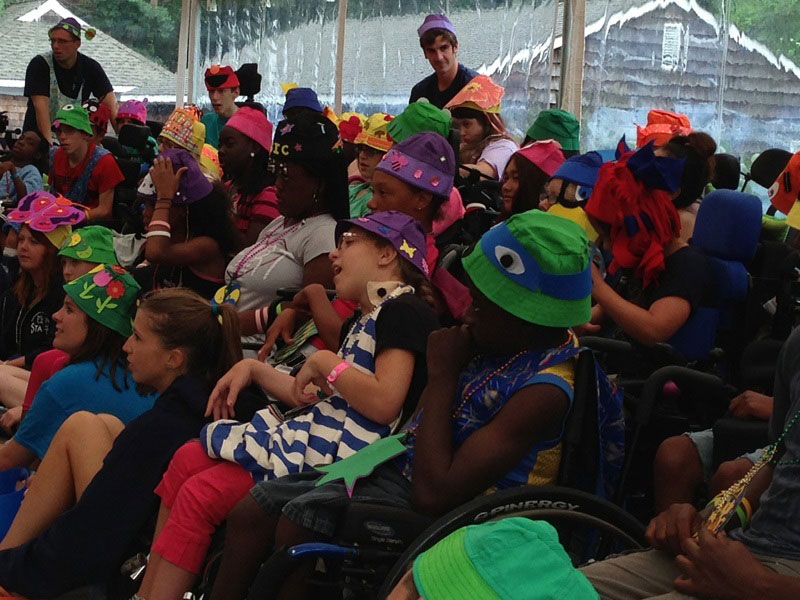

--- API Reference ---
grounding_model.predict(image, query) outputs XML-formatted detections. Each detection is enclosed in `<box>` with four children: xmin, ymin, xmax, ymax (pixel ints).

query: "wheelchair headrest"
<box><xmin>707</xmin><ymin>257</ymin><xmax>748</xmax><ymax>305</ymax></box>
<box><xmin>691</xmin><ymin>190</ymin><xmax>761</xmax><ymax>263</ymax></box>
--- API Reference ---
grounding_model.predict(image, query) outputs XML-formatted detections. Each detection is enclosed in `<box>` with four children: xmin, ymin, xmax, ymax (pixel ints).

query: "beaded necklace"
<box><xmin>228</xmin><ymin>218</ymin><xmax>306</xmax><ymax>280</ymax></box>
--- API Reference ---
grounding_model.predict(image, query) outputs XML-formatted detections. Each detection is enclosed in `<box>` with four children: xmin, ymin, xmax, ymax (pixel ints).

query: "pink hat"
<box><xmin>225</xmin><ymin>106</ymin><xmax>273</xmax><ymax>152</ymax></box>
<box><xmin>515</xmin><ymin>140</ymin><xmax>566</xmax><ymax>177</ymax></box>
<box><xmin>117</xmin><ymin>100</ymin><xmax>148</xmax><ymax>125</ymax></box>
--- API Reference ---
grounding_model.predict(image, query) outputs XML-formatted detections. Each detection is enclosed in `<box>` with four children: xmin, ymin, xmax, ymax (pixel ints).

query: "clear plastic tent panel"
<box><xmin>197</xmin><ymin>0</ymin><xmax>559</xmax><ymax>137</ymax></box>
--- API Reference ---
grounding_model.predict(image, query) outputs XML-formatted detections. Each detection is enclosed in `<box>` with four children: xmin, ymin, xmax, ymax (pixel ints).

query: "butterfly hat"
<box><xmin>5</xmin><ymin>191</ymin><xmax>88</xmax><ymax>248</ymax></box>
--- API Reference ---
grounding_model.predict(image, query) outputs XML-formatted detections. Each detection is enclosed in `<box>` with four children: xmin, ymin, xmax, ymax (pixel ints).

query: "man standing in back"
<box><xmin>409</xmin><ymin>14</ymin><xmax>478</xmax><ymax>109</ymax></box>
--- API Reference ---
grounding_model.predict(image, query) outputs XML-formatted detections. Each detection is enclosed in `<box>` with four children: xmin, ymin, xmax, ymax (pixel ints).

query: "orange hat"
<box><xmin>445</xmin><ymin>75</ymin><xmax>504</xmax><ymax>114</ymax></box>
<box><xmin>768</xmin><ymin>151</ymin><xmax>800</xmax><ymax>215</ymax></box>
<box><xmin>636</xmin><ymin>109</ymin><xmax>692</xmax><ymax>147</ymax></box>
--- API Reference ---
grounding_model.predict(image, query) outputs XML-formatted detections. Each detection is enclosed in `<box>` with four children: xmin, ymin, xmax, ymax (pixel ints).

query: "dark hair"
<box><xmin>187</xmin><ymin>182</ymin><xmax>238</xmax><ymax>257</ymax></box>
<box><xmin>13</xmin><ymin>226</ymin><xmax>62</xmax><ymax>306</ymax></box>
<box><xmin>660</xmin><ymin>132</ymin><xmax>717</xmax><ymax>209</ymax></box>
<box><xmin>235</xmin><ymin>146</ymin><xmax>275</xmax><ymax>199</ymax></box>
<box><xmin>420</xmin><ymin>28</ymin><xmax>458</xmax><ymax>49</ymax></box>
<box><xmin>69</xmin><ymin>314</ymin><xmax>131</xmax><ymax>393</ymax></box>
<box><xmin>507</xmin><ymin>155</ymin><xmax>550</xmax><ymax>215</ymax></box>
<box><xmin>138</xmin><ymin>288</ymin><xmax>242</xmax><ymax>389</ymax></box>
<box><xmin>30</xmin><ymin>130</ymin><xmax>50</xmax><ymax>175</ymax></box>
<box><xmin>450</xmin><ymin>107</ymin><xmax>490</xmax><ymax>132</ymax></box>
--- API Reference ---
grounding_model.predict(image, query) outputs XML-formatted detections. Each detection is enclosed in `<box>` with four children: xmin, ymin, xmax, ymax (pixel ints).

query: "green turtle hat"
<box><xmin>53</xmin><ymin>104</ymin><xmax>94</xmax><ymax>136</ymax></box>
<box><xmin>59</xmin><ymin>225</ymin><xmax>119</xmax><ymax>266</ymax></box>
<box><xmin>64</xmin><ymin>264</ymin><xmax>140</xmax><ymax>337</ymax></box>
<box><xmin>526</xmin><ymin>109</ymin><xmax>581</xmax><ymax>151</ymax></box>
<box><xmin>462</xmin><ymin>210</ymin><xmax>591</xmax><ymax>327</ymax></box>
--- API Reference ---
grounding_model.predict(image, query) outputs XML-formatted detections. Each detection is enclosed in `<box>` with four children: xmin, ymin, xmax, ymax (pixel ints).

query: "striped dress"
<box><xmin>201</xmin><ymin>286</ymin><xmax>412</xmax><ymax>482</ymax></box>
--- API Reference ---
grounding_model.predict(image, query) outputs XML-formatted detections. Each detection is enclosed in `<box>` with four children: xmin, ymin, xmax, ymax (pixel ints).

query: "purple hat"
<box><xmin>375</xmin><ymin>131</ymin><xmax>455</xmax><ymax>198</ymax></box>
<box><xmin>335</xmin><ymin>211</ymin><xmax>429</xmax><ymax>278</ymax></box>
<box><xmin>418</xmin><ymin>14</ymin><xmax>456</xmax><ymax>38</ymax></box>
<box><xmin>156</xmin><ymin>148</ymin><xmax>213</xmax><ymax>204</ymax></box>
<box><xmin>283</xmin><ymin>88</ymin><xmax>323</xmax><ymax>114</ymax></box>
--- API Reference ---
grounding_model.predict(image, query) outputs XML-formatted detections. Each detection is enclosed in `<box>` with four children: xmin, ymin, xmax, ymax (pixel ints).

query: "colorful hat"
<box><xmin>636</xmin><ymin>109</ymin><xmax>692</xmax><ymax>148</ymax></box>
<box><xmin>413</xmin><ymin>518</ymin><xmax>598</xmax><ymax>600</ymax></box>
<box><xmin>226</xmin><ymin>106</ymin><xmax>273</xmax><ymax>152</ymax></box>
<box><xmin>626</xmin><ymin>141</ymin><xmax>686</xmax><ymax>193</ymax></box>
<box><xmin>64</xmin><ymin>264</ymin><xmax>140</xmax><ymax>337</ymax></box>
<box><xmin>525</xmin><ymin>109</ymin><xmax>581</xmax><ymax>151</ymax></box>
<box><xmin>445</xmin><ymin>75</ymin><xmax>504</xmax><ymax>114</ymax></box>
<box><xmin>81</xmin><ymin>99</ymin><xmax>111</xmax><ymax>132</ymax></box>
<box><xmin>59</xmin><ymin>225</ymin><xmax>118</xmax><ymax>265</ymax></box>
<box><xmin>418</xmin><ymin>14</ymin><xmax>457</xmax><ymax>38</ymax></box>
<box><xmin>462</xmin><ymin>210</ymin><xmax>591</xmax><ymax>327</ymax></box>
<box><xmin>516</xmin><ymin>140</ymin><xmax>566</xmax><ymax>177</ymax></box>
<box><xmin>49</xmin><ymin>17</ymin><xmax>94</xmax><ymax>41</ymax></box>
<box><xmin>199</xmin><ymin>144</ymin><xmax>222</xmax><ymax>181</ymax></box>
<box><xmin>552</xmin><ymin>151</ymin><xmax>605</xmax><ymax>197</ymax></box>
<box><xmin>336</xmin><ymin>211</ymin><xmax>428</xmax><ymax>277</ymax></box>
<box><xmin>375</xmin><ymin>131</ymin><xmax>455</xmax><ymax>198</ymax></box>
<box><xmin>271</xmin><ymin>114</ymin><xmax>339</xmax><ymax>170</ymax></box>
<box><xmin>387</xmin><ymin>100</ymin><xmax>452</xmax><ymax>144</ymax></box>
<box><xmin>283</xmin><ymin>87</ymin><xmax>323</xmax><ymax>114</ymax></box>
<box><xmin>768</xmin><ymin>151</ymin><xmax>800</xmax><ymax>215</ymax></box>
<box><xmin>6</xmin><ymin>191</ymin><xmax>87</xmax><ymax>248</ymax></box>
<box><xmin>117</xmin><ymin>100</ymin><xmax>148</xmax><ymax>126</ymax></box>
<box><xmin>155</xmin><ymin>148</ymin><xmax>214</xmax><ymax>204</ymax></box>
<box><xmin>159</xmin><ymin>108</ymin><xmax>205</xmax><ymax>157</ymax></box>
<box><xmin>354</xmin><ymin>113</ymin><xmax>394</xmax><ymax>152</ymax></box>
<box><xmin>53</xmin><ymin>104</ymin><xmax>93</xmax><ymax>136</ymax></box>
<box><xmin>204</xmin><ymin>65</ymin><xmax>240</xmax><ymax>90</ymax></box>
<box><xmin>338</xmin><ymin>112</ymin><xmax>367</xmax><ymax>144</ymax></box>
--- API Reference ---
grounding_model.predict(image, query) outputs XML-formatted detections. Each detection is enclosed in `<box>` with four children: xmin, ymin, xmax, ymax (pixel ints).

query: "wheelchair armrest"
<box><xmin>636</xmin><ymin>366</ymin><xmax>730</xmax><ymax>428</ymax></box>
<box><xmin>336</xmin><ymin>502</ymin><xmax>434</xmax><ymax>548</ymax></box>
<box><xmin>579</xmin><ymin>336</ymin><xmax>633</xmax><ymax>355</ymax></box>
<box><xmin>275</xmin><ymin>287</ymin><xmax>337</xmax><ymax>302</ymax></box>
<box><xmin>288</xmin><ymin>542</ymin><xmax>358</xmax><ymax>559</ymax></box>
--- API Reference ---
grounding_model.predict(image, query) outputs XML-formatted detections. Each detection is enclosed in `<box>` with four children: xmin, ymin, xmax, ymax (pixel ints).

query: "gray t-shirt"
<box><xmin>734</xmin><ymin>326</ymin><xmax>800</xmax><ymax>559</ymax></box>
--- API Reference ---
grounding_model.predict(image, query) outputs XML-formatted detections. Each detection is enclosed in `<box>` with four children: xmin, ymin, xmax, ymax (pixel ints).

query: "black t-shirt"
<box><xmin>340</xmin><ymin>293</ymin><xmax>439</xmax><ymax>422</ymax></box>
<box><xmin>23</xmin><ymin>53</ymin><xmax>113</xmax><ymax>131</ymax></box>
<box><xmin>636</xmin><ymin>245</ymin><xmax>713</xmax><ymax>311</ymax></box>
<box><xmin>409</xmin><ymin>63</ymin><xmax>478</xmax><ymax>109</ymax></box>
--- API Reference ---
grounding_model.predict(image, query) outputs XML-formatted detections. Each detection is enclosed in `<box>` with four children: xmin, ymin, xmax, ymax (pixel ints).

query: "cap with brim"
<box><xmin>6</xmin><ymin>191</ymin><xmax>87</xmax><ymax>248</ymax></box>
<box><xmin>768</xmin><ymin>151</ymin><xmax>800</xmax><ymax>215</ymax></box>
<box><xmin>516</xmin><ymin>140</ymin><xmax>566</xmax><ymax>177</ymax></box>
<box><xmin>354</xmin><ymin>113</ymin><xmax>394</xmax><ymax>152</ymax></box>
<box><xmin>374</xmin><ymin>131</ymin><xmax>455</xmax><ymax>199</ymax></box>
<box><xmin>413</xmin><ymin>518</ymin><xmax>599</xmax><ymax>600</ymax></box>
<box><xmin>204</xmin><ymin>65</ymin><xmax>240</xmax><ymax>90</ymax></box>
<box><xmin>418</xmin><ymin>14</ymin><xmax>456</xmax><ymax>38</ymax></box>
<box><xmin>462</xmin><ymin>211</ymin><xmax>591</xmax><ymax>327</ymax></box>
<box><xmin>284</xmin><ymin>88</ymin><xmax>323</xmax><ymax>113</ymax></box>
<box><xmin>526</xmin><ymin>109</ymin><xmax>581</xmax><ymax>151</ymax></box>
<box><xmin>387</xmin><ymin>100</ymin><xmax>451</xmax><ymax>143</ymax></box>
<box><xmin>553</xmin><ymin>151</ymin><xmax>605</xmax><ymax>191</ymax></box>
<box><xmin>445</xmin><ymin>75</ymin><xmax>504</xmax><ymax>114</ymax></box>
<box><xmin>64</xmin><ymin>264</ymin><xmax>140</xmax><ymax>337</ymax></box>
<box><xmin>226</xmin><ymin>106</ymin><xmax>273</xmax><ymax>152</ymax></box>
<box><xmin>59</xmin><ymin>225</ymin><xmax>118</xmax><ymax>265</ymax></box>
<box><xmin>53</xmin><ymin>104</ymin><xmax>93</xmax><ymax>136</ymax></box>
<box><xmin>335</xmin><ymin>211</ymin><xmax>428</xmax><ymax>277</ymax></box>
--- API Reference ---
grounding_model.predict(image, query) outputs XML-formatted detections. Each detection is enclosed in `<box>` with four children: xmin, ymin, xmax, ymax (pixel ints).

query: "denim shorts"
<box><xmin>250</xmin><ymin>463</ymin><xmax>413</xmax><ymax>537</ymax></box>
<box><xmin>686</xmin><ymin>429</ymin><xmax>764</xmax><ymax>483</ymax></box>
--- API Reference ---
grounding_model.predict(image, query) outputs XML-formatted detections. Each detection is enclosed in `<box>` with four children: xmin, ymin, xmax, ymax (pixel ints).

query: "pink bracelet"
<box><xmin>326</xmin><ymin>361</ymin><xmax>351</xmax><ymax>388</ymax></box>
<box><xmin>148</xmin><ymin>220</ymin><xmax>172</xmax><ymax>231</ymax></box>
<box><xmin>255</xmin><ymin>306</ymin><xmax>269</xmax><ymax>334</ymax></box>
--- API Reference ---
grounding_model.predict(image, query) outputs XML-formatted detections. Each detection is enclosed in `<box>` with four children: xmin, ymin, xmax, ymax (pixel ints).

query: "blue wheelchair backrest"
<box><xmin>668</xmin><ymin>190</ymin><xmax>762</xmax><ymax>360</ymax></box>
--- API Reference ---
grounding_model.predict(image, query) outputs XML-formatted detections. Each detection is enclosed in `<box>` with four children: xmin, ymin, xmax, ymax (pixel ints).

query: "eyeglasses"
<box><xmin>49</xmin><ymin>37</ymin><xmax>77</xmax><ymax>46</ymax></box>
<box><xmin>355</xmin><ymin>144</ymin><xmax>383</xmax><ymax>158</ymax></box>
<box><xmin>336</xmin><ymin>231</ymin><xmax>368</xmax><ymax>251</ymax></box>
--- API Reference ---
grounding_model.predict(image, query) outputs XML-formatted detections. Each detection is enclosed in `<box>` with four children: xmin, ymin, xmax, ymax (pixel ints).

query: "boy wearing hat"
<box><xmin>349</xmin><ymin>112</ymin><xmax>394</xmax><ymax>217</ymax></box>
<box><xmin>202</xmin><ymin>65</ymin><xmax>241</xmax><ymax>149</ymax></box>
<box><xmin>523</xmin><ymin>109</ymin><xmax>581</xmax><ymax>157</ymax></box>
<box><xmin>409</xmin><ymin>14</ymin><xmax>478</xmax><ymax>109</ymax></box>
<box><xmin>282</xmin><ymin>87</ymin><xmax>324</xmax><ymax>120</ymax></box>
<box><xmin>23</xmin><ymin>18</ymin><xmax>116</xmax><ymax>143</ymax></box>
<box><xmin>50</xmin><ymin>104</ymin><xmax>124</xmax><ymax>220</ymax></box>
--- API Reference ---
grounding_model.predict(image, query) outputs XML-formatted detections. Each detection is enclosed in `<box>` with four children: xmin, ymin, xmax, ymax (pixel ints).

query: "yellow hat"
<box><xmin>199</xmin><ymin>143</ymin><xmax>222</xmax><ymax>181</ymax></box>
<box><xmin>354</xmin><ymin>112</ymin><xmax>394</xmax><ymax>152</ymax></box>
<box><xmin>159</xmin><ymin>108</ymin><xmax>206</xmax><ymax>157</ymax></box>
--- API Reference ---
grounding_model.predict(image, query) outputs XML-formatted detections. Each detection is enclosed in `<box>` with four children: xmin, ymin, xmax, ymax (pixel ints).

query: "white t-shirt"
<box><xmin>479</xmin><ymin>138</ymin><xmax>519</xmax><ymax>179</ymax></box>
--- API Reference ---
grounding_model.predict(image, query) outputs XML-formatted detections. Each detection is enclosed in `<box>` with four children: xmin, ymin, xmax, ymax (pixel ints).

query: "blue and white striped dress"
<box><xmin>201</xmin><ymin>286</ymin><xmax>412</xmax><ymax>482</ymax></box>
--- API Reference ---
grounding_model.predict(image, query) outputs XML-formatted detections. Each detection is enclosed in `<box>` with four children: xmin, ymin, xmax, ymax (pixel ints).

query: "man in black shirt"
<box><xmin>23</xmin><ymin>18</ymin><xmax>116</xmax><ymax>142</ymax></box>
<box><xmin>409</xmin><ymin>14</ymin><xmax>478</xmax><ymax>109</ymax></box>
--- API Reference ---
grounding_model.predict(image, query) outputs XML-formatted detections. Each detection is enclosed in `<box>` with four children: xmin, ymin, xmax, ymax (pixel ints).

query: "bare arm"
<box><xmin>459</xmin><ymin>160</ymin><xmax>497</xmax><ymax>180</ymax></box>
<box><xmin>303</xmin><ymin>284</ymin><xmax>345</xmax><ymax>351</ymax></box>
<box><xmin>87</xmin><ymin>188</ymin><xmax>114</xmax><ymax>221</ymax></box>
<box><xmin>99</xmin><ymin>92</ymin><xmax>118</xmax><ymax>132</ymax></box>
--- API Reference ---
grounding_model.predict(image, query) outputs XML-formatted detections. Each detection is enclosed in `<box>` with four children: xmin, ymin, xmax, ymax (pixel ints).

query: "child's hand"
<box><xmin>206</xmin><ymin>358</ymin><xmax>259</xmax><ymax>420</ymax></box>
<box><xmin>259</xmin><ymin>308</ymin><xmax>298</xmax><ymax>361</ymax></box>
<box><xmin>291</xmin><ymin>356</ymin><xmax>332</xmax><ymax>406</ymax></box>
<box><xmin>150</xmin><ymin>156</ymin><xmax>186</xmax><ymax>200</ymax></box>
<box><xmin>426</xmin><ymin>325</ymin><xmax>475</xmax><ymax>379</ymax></box>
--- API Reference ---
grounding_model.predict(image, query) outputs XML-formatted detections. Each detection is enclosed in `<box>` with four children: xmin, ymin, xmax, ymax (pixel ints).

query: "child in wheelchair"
<box><xmin>205</xmin><ymin>209</ymin><xmax>594</xmax><ymax>598</ymax></box>
<box><xmin>135</xmin><ymin>211</ymin><xmax>439</xmax><ymax>598</ymax></box>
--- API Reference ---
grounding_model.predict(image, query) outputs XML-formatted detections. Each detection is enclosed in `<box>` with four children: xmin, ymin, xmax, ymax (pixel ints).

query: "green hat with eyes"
<box><xmin>462</xmin><ymin>210</ymin><xmax>591</xmax><ymax>327</ymax></box>
<box><xmin>59</xmin><ymin>225</ymin><xmax>119</xmax><ymax>266</ymax></box>
<box><xmin>64</xmin><ymin>264</ymin><xmax>140</xmax><ymax>336</ymax></box>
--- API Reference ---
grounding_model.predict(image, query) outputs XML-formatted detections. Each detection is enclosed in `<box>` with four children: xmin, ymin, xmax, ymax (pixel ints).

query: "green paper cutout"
<box><xmin>79</xmin><ymin>282</ymin><xmax>96</xmax><ymax>299</ymax></box>
<box><xmin>314</xmin><ymin>434</ymin><xmax>408</xmax><ymax>497</ymax></box>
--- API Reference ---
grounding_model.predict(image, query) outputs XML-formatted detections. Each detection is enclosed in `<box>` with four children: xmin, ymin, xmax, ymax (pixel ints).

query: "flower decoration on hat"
<box><xmin>65</xmin><ymin>264</ymin><xmax>141</xmax><ymax>336</ymax></box>
<box><xmin>339</xmin><ymin>116</ymin><xmax>363</xmax><ymax>142</ymax></box>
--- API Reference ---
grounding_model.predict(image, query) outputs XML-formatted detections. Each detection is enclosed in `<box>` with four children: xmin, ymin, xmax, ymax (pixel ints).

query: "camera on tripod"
<box><xmin>0</xmin><ymin>112</ymin><xmax>22</xmax><ymax>152</ymax></box>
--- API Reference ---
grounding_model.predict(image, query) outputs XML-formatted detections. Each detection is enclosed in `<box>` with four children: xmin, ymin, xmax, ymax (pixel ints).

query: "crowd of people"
<box><xmin>0</xmin><ymin>10</ymin><xmax>797</xmax><ymax>600</ymax></box>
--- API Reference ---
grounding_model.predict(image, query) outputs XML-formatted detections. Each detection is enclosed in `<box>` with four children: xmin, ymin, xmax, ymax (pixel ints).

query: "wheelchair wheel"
<box><xmin>378</xmin><ymin>485</ymin><xmax>646</xmax><ymax>598</ymax></box>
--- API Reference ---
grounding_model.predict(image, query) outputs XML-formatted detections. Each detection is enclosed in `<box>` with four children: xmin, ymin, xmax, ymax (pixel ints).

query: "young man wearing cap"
<box><xmin>50</xmin><ymin>105</ymin><xmax>124</xmax><ymax>220</ymax></box>
<box><xmin>409</xmin><ymin>14</ymin><xmax>477</xmax><ymax>109</ymax></box>
<box><xmin>202</xmin><ymin>66</ymin><xmax>241</xmax><ymax>150</ymax></box>
<box><xmin>23</xmin><ymin>18</ymin><xmax>117</xmax><ymax>143</ymax></box>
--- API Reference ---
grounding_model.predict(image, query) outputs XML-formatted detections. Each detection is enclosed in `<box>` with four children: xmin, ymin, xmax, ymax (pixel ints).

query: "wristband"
<box><xmin>255</xmin><ymin>306</ymin><xmax>269</xmax><ymax>334</ymax></box>
<box><xmin>275</xmin><ymin>302</ymin><xmax>283</xmax><ymax>315</ymax></box>
<box><xmin>144</xmin><ymin>230</ymin><xmax>171</xmax><ymax>239</ymax></box>
<box><xmin>326</xmin><ymin>361</ymin><xmax>351</xmax><ymax>389</ymax></box>
<box><xmin>147</xmin><ymin>220</ymin><xmax>172</xmax><ymax>231</ymax></box>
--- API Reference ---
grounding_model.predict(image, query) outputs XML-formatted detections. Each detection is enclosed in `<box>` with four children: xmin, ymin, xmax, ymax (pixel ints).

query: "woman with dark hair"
<box><xmin>0</xmin><ymin>265</ymin><xmax>152</xmax><ymax>473</ymax></box>
<box><xmin>135</xmin><ymin>148</ymin><xmax>237</xmax><ymax>300</ymax></box>
<box><xmin>499</xmin><ymin>140</ymin><xmax>565</xmax><ymax>218</ymax></box>
<box><xmin>0</xmin><ymin>130</ymin><xmax>48</xmax><ymax>205</ymax></box>
<box><xmin>218</xmin><ymin>106</ymin><xmax>278</xmax><ymax>248</ymax></box>
<box><xmin>445</xmin><ymin>75</ymin><xmax>518</xmax><ymax>180</ymax></box>
<box><xmin>226</xmin><ymin>112</ymin><xmax>347</xmax><ymax>342</ymax></box>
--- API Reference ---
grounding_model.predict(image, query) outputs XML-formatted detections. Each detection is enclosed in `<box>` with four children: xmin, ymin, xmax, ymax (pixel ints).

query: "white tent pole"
<box><xmin>559</xmin><ymin>0</ymin><xmax>586</xmax><ymax>120</ymax></box>
<box><xmin>187</xmin><ymin>0</ymin><xmax>199</xmax><ymax>104</ymax></box>
<box><xmin>175</xmin><ymin>0</ymin><xmax>191</xmax><ymax>107</ymax></box>
<box><xmin>334</xmin><ymin>0</ymin><xmax>348</xmax><ymax>114</ymax></box>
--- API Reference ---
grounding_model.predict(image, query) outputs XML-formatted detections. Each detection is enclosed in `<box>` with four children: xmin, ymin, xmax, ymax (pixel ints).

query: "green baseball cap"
<box><xmin>53</xmin><ymin>104</ymin><xmax>93</xmax><ymax>136</ymax></box>
<box><xmin>526</xmin><ymin>109</ymin><xmax>581</xmax><ymax>151</ymax></box>
<box><xmin>462</xmin><ymin>210</ymin><xmax>591</xmax><ymax>328</ymax></box>
<box><xmin>64</xmin><ymin>264</ymin><xmax>140</xmax><ymax>337</ymax></box>
<box><xmin>387</xmin><ymin>99</ymin><xmax>452</xmax><ymax>143</ymax></box>
<box><xmin>59</xmin><ymin>225</ymin><xmax>119</xmax><ymax>266</ymax></box>
<box><xmin>413</xmin><ymin>518</ymin><xmax>599</xmax><ymax>600</ymax></box>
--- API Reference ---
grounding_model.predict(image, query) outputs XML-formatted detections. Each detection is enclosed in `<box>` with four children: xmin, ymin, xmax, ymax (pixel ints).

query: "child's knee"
<box><xmin>710</xmin><ymin>457</ymin><xmax>753</xmax><ymax>494</ymax></box>
<box><xmin>654</xmin><ymin>435</ymin><xmax>703</xmax><ymax>478</ymax></box>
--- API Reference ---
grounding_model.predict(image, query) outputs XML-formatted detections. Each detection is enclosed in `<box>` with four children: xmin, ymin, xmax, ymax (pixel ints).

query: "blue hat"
<box><xmin>283</xmin><ymin>88</ymin><xmax>323</xmax><ymax>114</ymax></box>
<box><xmin>553</xmin><ymin>151</ymin><xmax>605</xmax><ymax>198</ymax></box>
